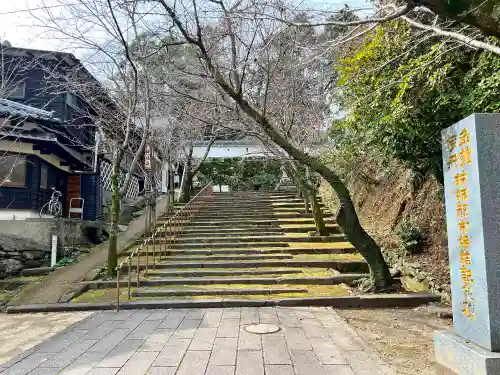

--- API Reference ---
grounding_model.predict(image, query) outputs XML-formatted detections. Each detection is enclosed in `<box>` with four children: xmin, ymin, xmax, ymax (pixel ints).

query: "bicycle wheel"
<box><xmin>40</xmin><ymin>202</ymin><xmax>51</xmax><ymax>217</ymax></box>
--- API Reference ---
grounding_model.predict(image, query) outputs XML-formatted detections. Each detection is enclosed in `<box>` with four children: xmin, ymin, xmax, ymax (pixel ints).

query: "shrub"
<box><xmin>397</xmin><ymin>219</ymin><xmax>427</xmax><ymax>255</ymax></box>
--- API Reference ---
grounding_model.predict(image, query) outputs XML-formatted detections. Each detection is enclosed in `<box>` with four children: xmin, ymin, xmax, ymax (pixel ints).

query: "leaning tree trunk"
<box><xmin>249</xmin><ymin>118</ymin><xmax>391</xmax><ymax>287</ymax></box>
<box><xmin>286</xmin><ymin>164</ymin><xmax>328</xmax><ymax>235</ymax></box>
<box><xmin>180</xmin><ymin>172</ymin><xmax>193</xmax><ymax>204</ymax></box>
<box><xmin>108</xmin><ymin>168</ymin><xmax>120</xmax><ymax>277</ymax></box>
<box><xmin>203</xmin><ymin>60</ymin><xmax>393</xmax><ymax>289</ymax></box>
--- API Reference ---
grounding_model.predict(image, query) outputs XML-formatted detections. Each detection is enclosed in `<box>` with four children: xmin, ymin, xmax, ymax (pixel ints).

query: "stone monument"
<box><xmin>435</xmin><ymin>113</ymin><xmax>500</xmax><ymax>374</ymax></box>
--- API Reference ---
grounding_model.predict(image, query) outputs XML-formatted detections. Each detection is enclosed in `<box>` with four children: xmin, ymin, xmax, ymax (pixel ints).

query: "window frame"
<box><xmin>65</xmin><ymin>92</ymin><xmax>79</xmax><ymax>109</ymax></box>
<box><xmin>7</xmin><ymin>82</ymin><xmax>26</xmax><ymax>99</ymax></box>
<box><xmin>0</xmin><ymin>154</ymin><xmax>27</xmax><ymax>188</ymax></box>
<box><xmin>40</xmin><ymin>162</ymin><xmax>48</xmax><ymax>190</ymax></box>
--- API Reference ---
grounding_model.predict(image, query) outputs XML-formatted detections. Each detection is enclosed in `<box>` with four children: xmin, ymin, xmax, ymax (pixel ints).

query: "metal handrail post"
<box><xmin>145</xmin><ymin>243</ymin><xmax>149</xmax><ymax>275</ymax></box>
<box><xmin>152</xmin><ymin>232</ymin><xmax>156</xmax><ymax>267</ymax></box>
<box><xmin>136</xmin><ymin>252</ymin><xmax>140</xmax><ymax>287</ymax></box>
<box><xmin>116</xmin><ymin>269</ymin><xmax>120</xmax><ymax>312</ymax></box>
<box><xmin>127</xmin><ymin>257</ymin><xmax>131</xmax><ymax>300</ymax></box>
<box><xmin>152</xmin><ymin>235</ymin><xmax>156</xmax><ymax>269</ymax></box>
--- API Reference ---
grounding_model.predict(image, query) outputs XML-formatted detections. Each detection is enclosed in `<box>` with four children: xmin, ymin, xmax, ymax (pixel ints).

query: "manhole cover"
<box><xmin>245</xmin><ymin>323</ymin><xmax>281</xmax><ymax>334</ymax></box>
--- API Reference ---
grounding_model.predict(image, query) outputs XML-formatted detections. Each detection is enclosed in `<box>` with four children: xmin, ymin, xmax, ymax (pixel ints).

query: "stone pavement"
<box><xmin>0</xmin><ymin>307</ymin><xmax>397</xmax><ymax>375</ymax></box>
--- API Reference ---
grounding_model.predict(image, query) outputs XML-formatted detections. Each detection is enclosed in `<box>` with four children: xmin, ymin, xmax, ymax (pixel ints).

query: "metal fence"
<box><xmin>115</xmin><ymin>182</ymin><xmax>213</xmax><ymax>310</ymax></box>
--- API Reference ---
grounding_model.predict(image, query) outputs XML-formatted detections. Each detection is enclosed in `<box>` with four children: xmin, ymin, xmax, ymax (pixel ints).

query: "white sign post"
<box><xmin>51</xmin><ymin>235</ymin><xmax>58</xmax><ymax>267</ymax></box>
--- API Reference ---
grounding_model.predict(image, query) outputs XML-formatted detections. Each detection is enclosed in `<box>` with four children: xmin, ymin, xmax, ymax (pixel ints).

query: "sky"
<box><xmin>0</xmin><ymin>0</ymin><xmax>370</xmax><ymax>58</ymax></box>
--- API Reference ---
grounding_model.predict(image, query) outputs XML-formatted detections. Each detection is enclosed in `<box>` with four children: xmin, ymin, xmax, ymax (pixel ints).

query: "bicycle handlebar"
<box><xmin>51</xmin><ymin>187</ymin><xmax>62</xmax><ymax>196</ymax></box>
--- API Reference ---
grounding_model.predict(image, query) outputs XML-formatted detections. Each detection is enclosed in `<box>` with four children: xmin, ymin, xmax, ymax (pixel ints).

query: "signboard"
<box><xmin>144</xmin><ymin>144</ymin><xmax>152</xmax><ymax>170</ymax></box>
<box><xmin>442</xmin><ymin>114</ymin><xmax>500</xmax><ymax>352</ymax></box>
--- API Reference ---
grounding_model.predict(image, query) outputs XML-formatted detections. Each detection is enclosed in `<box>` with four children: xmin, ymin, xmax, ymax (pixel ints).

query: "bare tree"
<box><xmin>133</xmin><ymin>0</ymin><xmax>395</xmax><ymax>290</ymax></box>
<box><xmin>31</xmin><ymin>0</ymin><xmax>176</xmax><ymax>275</ymax></box>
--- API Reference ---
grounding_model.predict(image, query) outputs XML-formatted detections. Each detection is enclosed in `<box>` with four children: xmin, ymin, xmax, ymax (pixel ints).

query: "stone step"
<box><xmin>176</xmin><ymin>226</ymin><xmax>341</xmax><ymax>234</ymax></box>
<box><xmin>198</xmin><ymin>204</ymin><xmax>325</xmax><ymax>211</ymax></box>
<box><xmin>182</xmin><ymin>219</ymin><xmax>336</xmax><ymax>226</ymax></box>
<box><xmin>161</xmin><ymin>254</ymin><xmax>294</xmax><ymax>262</ymax></box>
<box><xmin>165</xmin><ymin>242</ymin><xmax>291</xmax><ymax>249</ymax></box>
<box><xmin>5</xmin><ymin>293</ymin><xmax>442</xmax><ymax>313</ymax></box>
<box><xmin>144</xmin><ymin>269</ymin><xmax>303</xmax><ymax>277</ymax></box>
<box><xmin>177</xmin><ymin>231</ymin><xmax>282</xmax><ymax>238</ymax></box>
<box><xmin>166</xmin><ymin>235</ymin><xmax>347</xmax><ymax>244</ymax></box>
<box><xmin>131</xmin><ymin>287</ymin><xmax>309</xmax><ymax>297</ymax></box>
<box><xmin>132</xmin><ymin>259</ymin><xmax>368</xmax><ymax>272</ymax></box>
<box><xmin>123</xmin><ymin>246</ymin><xmax>354</xmax><ymax>257</ymax></box>
<box><xmin>192</xmin><ymin>212</ymin><xmax>317</xmax><ymax>219</ymax></box>
<box><xmin>86</xmin><ymin>274</ymin><xmax>366</xmax><ymax>288</ymax></box>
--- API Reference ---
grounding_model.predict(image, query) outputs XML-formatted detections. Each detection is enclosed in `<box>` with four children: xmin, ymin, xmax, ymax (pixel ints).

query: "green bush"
<box><xmin>397</xmin><ymin>219</ymin><xmax>427</xmax><ymax>255</ymax></box>
<box><xmin>198</xmin><ymin>157</ymin><xmax>282</xmax><ymax>191</ymax></box>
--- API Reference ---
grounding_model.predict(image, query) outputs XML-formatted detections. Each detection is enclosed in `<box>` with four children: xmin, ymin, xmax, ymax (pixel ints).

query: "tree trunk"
<box><xmin>303</xmin><ymin>190</ymin><xmax>310</xmax><ymax>213</ymax></box>
<box><xmin>107</xmin><ymin>169</ymin><xmax>120</xmax><ymax>277</ymax></box>
<box><xmin>202</xmin><ymin>56</ymin><xmax>393</xmax><ymax>289</ymax></box>
<box><xmin>180</xmin><ymin>172</ymin><xmax>193</xmax><ymax>203</ymax></box>
<box><xmin>310</xmin><ymin>193</ymin><xmax>329</xmax><ymax>236</ymax></box>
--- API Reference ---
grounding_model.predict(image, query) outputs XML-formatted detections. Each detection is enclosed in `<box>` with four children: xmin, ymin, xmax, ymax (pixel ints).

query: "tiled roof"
<box><xmin>0</xmin><ymin>98</ymin><xmax>60</xmax><ymax>121</ymax></box>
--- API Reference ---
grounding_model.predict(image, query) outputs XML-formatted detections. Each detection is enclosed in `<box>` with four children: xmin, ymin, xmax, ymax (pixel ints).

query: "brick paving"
<box><xmin>0</xmin><ymin>307</ymin><xmax>397</xmax><ymax>375</ymax></box>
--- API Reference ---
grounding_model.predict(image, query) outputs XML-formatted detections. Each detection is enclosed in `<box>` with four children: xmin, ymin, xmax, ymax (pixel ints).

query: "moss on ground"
<box><xmin>292</xmin><ymin>253</ymin><xmax>363</xmax><ymax>261</ymax></box>
<box><xmin>72</xmin><ymin>283</ymin><xmax>349</xmax><ymax>303</ymax></box>
<box><xmin>287</xmin><ymin>242</ymin><xmax>353</xmax><ymax>249</ymax></box>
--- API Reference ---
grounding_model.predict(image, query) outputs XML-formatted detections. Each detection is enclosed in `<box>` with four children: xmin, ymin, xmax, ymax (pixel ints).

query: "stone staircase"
<box><xmin>117</xmin><ymin>191</ymin><xmax>370</xmax><ymax>302</ymax></box>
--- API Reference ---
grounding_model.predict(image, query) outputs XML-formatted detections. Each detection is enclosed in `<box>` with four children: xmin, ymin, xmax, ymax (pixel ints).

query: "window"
<box><xmin>0</xmin><ymin>154</ymin><xmax>26</xmax><ymax>187</ymax></box>
<box><xmin>7</xmin><ymin>82</ymin><xmax>26</xmax><ymax>99</ymax></box>
<box><xmin>66</xmin><ymin>92</ymin><xmax>78</xmax><ymax>109</ymax></box>
<box><xmin>40</xmin><ymin>163</ymin><xmax>48</xmax><ymax>189</ymax></box>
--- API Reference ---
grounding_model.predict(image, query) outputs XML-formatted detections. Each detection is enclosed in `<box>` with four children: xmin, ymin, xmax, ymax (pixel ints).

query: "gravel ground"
<box><xmin>338</xmin><ymin>306</ymin><xmax>453</xmax><ymax>375</ymax></box>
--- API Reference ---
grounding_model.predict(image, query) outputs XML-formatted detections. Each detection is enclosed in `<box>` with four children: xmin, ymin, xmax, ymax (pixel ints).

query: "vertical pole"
<box><xmin>116</xmin><ymin>268</ymin><xmax>120</xmax><ymax>312</ymax></box>
<box><xmin>152</xmin><ymin>231</ymin><xmax>156</xmax><ymax>268</ymax></box>
<box><xmin>51</xmin><ymin>235</ymin><xmax>57</xmax><ymax>267</ymax></box>
<box><xmin>145</xmin><ymin>243</ymin><xmax>148</xmax><ymax>275</ymax></box>
<box><xmin>127</xmin><ymin>258</ymin><xmax>131</xmax><ymax>300</ymax></box>
<box><xmin>163</xmin><ymin>225</ymin><xmax>167</xmax><ymax>259</ymax></box>
<box><xmin>136</xmin><ymin>254</ymin><xmax>140</xmax><ymax>287</ymax></box>
<box><xmin>168</xmin><ymin>220</ymin><xmax>171</xmax><ymax>251</ymax></box>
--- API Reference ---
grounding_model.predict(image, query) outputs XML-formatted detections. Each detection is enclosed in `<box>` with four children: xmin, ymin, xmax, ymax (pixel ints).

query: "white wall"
<box><xmin>0</xmin><ymin>209</ymin><xmax>41</xmax><ymax>220</ymax></box>
<box><xmin>192</xmin><ymin>144</ymin><xmax>266</xmax><ymax>158</ymax></box>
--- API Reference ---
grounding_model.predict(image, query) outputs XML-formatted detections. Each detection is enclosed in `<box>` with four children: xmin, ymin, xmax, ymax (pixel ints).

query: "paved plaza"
<box><xmin>0</xmin><ymin>307</ymin><xmax>396</xmax><ymax>375</ymax></box>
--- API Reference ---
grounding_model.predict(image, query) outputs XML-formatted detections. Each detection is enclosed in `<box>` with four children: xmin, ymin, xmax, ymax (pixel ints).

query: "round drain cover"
<box><xmin>245</xmin><ymin>323</ymin><xmax>281</xmax><ymax>334</ymax></box>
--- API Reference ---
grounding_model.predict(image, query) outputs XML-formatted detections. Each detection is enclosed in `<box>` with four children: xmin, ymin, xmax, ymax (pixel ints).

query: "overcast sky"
<box><xmin>0</xmin><ymin>0</ymin><xmax>369</xmax><ymax>58</ymax></box>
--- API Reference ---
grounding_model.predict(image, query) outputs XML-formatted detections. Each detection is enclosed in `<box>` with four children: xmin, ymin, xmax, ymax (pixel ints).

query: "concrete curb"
<box><xmin>5</xmin><ymin>293</ymin><xmax>441</xmax><ymax>313</ymax></box>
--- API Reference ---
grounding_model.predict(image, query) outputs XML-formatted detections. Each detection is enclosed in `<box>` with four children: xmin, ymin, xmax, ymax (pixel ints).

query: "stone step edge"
<box><xmin>5</xmin><ymin>293</ymin><xmax>441</xmax><ymax>313</ymax></box>
<box><xmin>159</xmin><ymin>255</ymin><xmax>294</xmax><ymax>261</ymax></box>
<box><xmin>113</xmin><ymin>260</ymin><xmax>368</xmax><ymax>271</ymax></box>
<box><xmin>83</xmin><ymin>274</ymin><xmax>367</xmax><ymax>288</ymax></box>
<box><xmin>131</xmin><ymin>287</ymin><xmax>309</xmax><ymax>297</ymax></box>
<box><xmin>122</xmin><ymin>247</ymin><xmax>355</xmax><ymax>256</ymax></box>
<box><xmin>142</xmin><ymin>235</ymin><xmax>347</xmax><ymax>244</ymax></box>
<box><xmin>144</xmin><ymin>269</ymin><xmax>303</xmax><ymax>277</ymax></box>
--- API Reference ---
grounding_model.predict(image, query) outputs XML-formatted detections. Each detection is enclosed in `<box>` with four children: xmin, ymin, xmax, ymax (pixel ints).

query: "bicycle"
<box><xmin>40</xmin><ymin>187</ymin><xmax>63</xmax><ymax>217</ymax></box>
